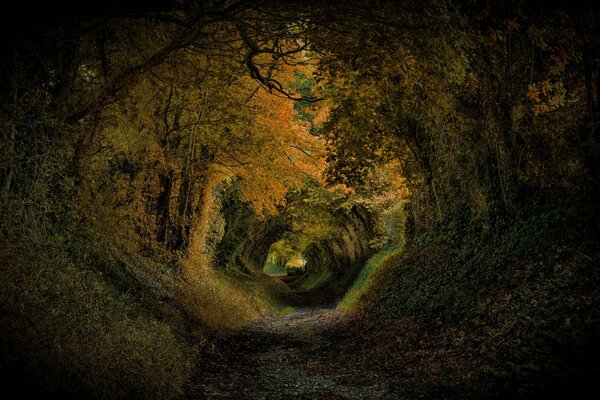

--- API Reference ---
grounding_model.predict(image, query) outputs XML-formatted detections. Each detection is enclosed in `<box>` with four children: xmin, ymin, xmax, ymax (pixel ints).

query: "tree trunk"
<box><xmin>156</xmin><ymin>172</ymin><xmax>174</xmax><ymax>246</ymax></box>
<box><xmin>582</xmin><ymin>43</ymin><xmax>599</xmax><ymax>188</ymax></box>
<box><xmin>3</xmin><ymin>90</ymin><xmax>17</xmax><ymax>193</ymax></box>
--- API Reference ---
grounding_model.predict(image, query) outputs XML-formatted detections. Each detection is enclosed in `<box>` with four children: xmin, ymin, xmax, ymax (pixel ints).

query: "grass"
<box><xmin>337</xmin><ymin>245</ymin><xmax>403</xmax><ymax>311</ymax></box>
<box><xmin>338</xmin><ymin>202</ymin><xmax>407</xmax><ymax>311</ymax></box>
<box><xmin>275</xmin><ymin>306</ymin><xmax>295</xmax><ymax>317</ymax></box>
<box><xmin>291</xmin><ymin>268</ymin><xmax>334</xmax><ymax>291</ymax></box>
<box><xmin>0</xmin><ymin>238</ymin><xmax>194</xmax><ymax>399</ymax></box>
<box><xmin>263</xmin><ymin>259</ymin><xmax>288</xmax><ymax>275</ymax></box>
<box><xmin>178</xmin><ymin>260</ymin><xmax>290</xmax><ymax>332</ymax></box>
<box><xmin>0</xmin><ymin>218</ymin><xmax>292</xmax><ymax>398</ymax></box>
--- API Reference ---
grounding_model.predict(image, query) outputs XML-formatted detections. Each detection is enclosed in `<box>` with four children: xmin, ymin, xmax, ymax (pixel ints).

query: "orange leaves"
<box><xmin>210</xmin><ymin>65</ymin><xmax>325</xmax><ymax>216</ymax></box>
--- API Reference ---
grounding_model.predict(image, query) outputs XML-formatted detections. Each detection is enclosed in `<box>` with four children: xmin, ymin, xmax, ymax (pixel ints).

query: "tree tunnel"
<box><xmin>285</xmin><ymin>204</ymin><xmax>374</xmax><ymax>297</ymax></box>
<box><xmin>2</xmin><ymin>1</ymin><xmax>599</xmax><ymax>398</ymax></box>
<box><xmin>212</xmin><ymin>177</ymin><xmax>377</xmax><ymax>299</ymax></box>
<box><xmin>213</xmin><ymin>181</ymin><xmax>290</xmax><ymax>274</ymax></box>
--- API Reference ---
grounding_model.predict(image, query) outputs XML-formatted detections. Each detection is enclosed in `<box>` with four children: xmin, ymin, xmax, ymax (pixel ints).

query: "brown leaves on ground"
<box><xmin>190</xmin><ymin>295</ymin><xmax>490</xmax><ymax>400</ymax></box>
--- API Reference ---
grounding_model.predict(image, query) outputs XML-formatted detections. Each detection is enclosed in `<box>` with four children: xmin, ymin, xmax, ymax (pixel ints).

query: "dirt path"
<box><xmin>191</xmin><ymin>296</ymin><xmax>388</xmax><ymax>399</ymax></box>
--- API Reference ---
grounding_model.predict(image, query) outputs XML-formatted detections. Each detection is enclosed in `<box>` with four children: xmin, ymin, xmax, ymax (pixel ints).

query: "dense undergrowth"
<box><xmin>340</xmin><ymin>189</ymin><xmax>600</xmax><ymax>397</ymax></box>
<box><xmin>1</xmin><ymin>233</ymin><xmax>188</xmax><ymax>398</ymax></box>
<box><xmin>0</xmin><ymin>199</ymin><xmax>290</xmax><ymax>399</ymax></box>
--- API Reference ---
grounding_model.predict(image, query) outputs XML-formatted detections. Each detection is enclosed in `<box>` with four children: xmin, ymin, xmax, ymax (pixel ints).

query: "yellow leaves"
<box><xmin>285</xmin><ymin>256</ymin><xmax>306</xmax><ymax>269</ymax></box>
<box><xmin>527</xmin><ymin>80</ymin><xmax>568</xmax><ymax>116</ymax></box>
<box><xmin>547</xmin><ymin>53</ymin><xmax>567</xmax><ymax>76</ymax></box>
<box><xmin>526</xmin><ymin>85</ymin><xmax>542</xmax><ymax>103</ymax></box>
<box><xmin>199</xmin><ymin>66</ymin><xmax>325</xmax><ymax>216</ymax></box>
<box><xmin>254</xmin><ymin>86</ymin><xmax>322</xmax><ymax>186</ymax></box>
<box><xmin>505</xmin><ymin>19</ymin><xmax>520</xmax><ymax>32</ymax></box>
<box><xmin>100</xmin><ymin>37</ymin><xmax>325</xmax><ymax>224</ymax></box>
<box><xmin>328</xmin><ymin>183</ymin><xmax>355</xmax><ymax>196</ymax></box>
<box><xmin>312</xmin><ymin>103</ymin><xmax>331</xmax><ymax>127</ymax></box>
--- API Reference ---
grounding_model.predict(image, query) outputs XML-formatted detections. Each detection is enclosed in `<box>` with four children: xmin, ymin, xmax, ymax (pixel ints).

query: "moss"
<box><xmin>337</xmin><ymin>246</ymin><xmax>402</xmax><ymax>311</ymax></box>
<box><xmin>275</xmin><ymin>306</ymin><xmax>295</xmax><ymax>317</ymax></box>
<box><xmin>338</xmin><ymin>202</ymin><xmax>407</xmax><ymax>311</ymax></box>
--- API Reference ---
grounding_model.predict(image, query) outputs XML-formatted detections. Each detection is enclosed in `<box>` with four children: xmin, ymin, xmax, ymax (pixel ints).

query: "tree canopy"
<box><xmin>1</xmin><ymin>1</ymin><xmax>599</xmax><ymax>398</ymax></box>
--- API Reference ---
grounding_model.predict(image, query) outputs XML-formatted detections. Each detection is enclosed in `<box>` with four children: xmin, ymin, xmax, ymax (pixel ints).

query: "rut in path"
<box><xmin>192</xmin><ymin>292</ymin><xmax>388</xmax><ymax>400</ymax></box>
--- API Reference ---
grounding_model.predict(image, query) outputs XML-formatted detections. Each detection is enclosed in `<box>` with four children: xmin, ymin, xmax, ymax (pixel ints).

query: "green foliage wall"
<box><xmin>313</xmin><ymin>0</ymin><xmax>600</xmax><ymax>233</ymax></box>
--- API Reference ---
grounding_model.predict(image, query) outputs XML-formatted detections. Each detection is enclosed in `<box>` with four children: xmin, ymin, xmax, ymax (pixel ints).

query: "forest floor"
<box><xmin>189</xmin><ymin>288</ymin><xmax>393</xmax><ymax>399</ymax></box>
<box><xmin>188</xmin><ymin>286</ymin><xmax>468</xmax><ymax>400</ymax></box>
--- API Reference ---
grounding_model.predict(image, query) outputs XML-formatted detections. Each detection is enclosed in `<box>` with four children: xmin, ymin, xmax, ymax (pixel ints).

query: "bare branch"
<box><xmin>234</xmin><ymin>20</ymin><xmax>322</xmax><ymax>103</ymax></box>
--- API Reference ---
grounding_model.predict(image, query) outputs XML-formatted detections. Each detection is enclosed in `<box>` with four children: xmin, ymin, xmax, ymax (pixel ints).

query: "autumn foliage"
<box><xmin>1</xmin><ymin>0</ymin><xmax>599</xmax><ymax>399</ymax></box>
